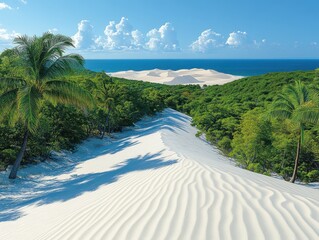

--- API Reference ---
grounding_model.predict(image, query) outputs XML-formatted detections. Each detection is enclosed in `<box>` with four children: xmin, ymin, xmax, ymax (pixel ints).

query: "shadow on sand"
<box><xmin>0</xmin><ymin>109</ymin><xmax>185</xmax><ymax>222</ymax></box>
<box><xmin>0</xmin><ymin>152</ymin><xmax>177</xmax><ymax>222</ymax></box>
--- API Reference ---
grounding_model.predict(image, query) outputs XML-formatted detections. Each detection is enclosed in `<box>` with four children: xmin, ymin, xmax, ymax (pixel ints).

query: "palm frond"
<box><xmin>14</xmin><ymin>35</ymin><xmax>40</xmax><ymax>79</ymax></box>
<box><xmin>44</xmin><ymin>80</ymin><xmax>93</xmax><ymax>108</ymax></box>
<box><xmin>39</xmin><ymin>33</ymin><xmax>76</xmax><ymax>75</ymax></box>
<box><xmin>13</xmin><ymin>35</ymin><xmax>33</xmax><ymax>50</ymax></box>
<box><xmin>275</xmin><ymin>93</ymin><xmax>295</xmax><ymax>110</ymax></box>
<box><xmin>5</xmin><ymin>101</ymin><xmax>19</xmax><ymax>126</ymax></box>
<box><xmin>45</xmin><ymin>33</ymin><xmax>75</xmax><ymax>51</ymax></box>
<box><xmin>43</xmin><ymin>54</ymin><xmax>84</xmax><ymax>79</ymax></box>
<box><xmin>272</xmin><ymin>99</ymin><xmax>294</xmax><ymax>112</ymax></box>
<box><xmin>285</xmin><ymin>84</ymin><xmax>301</xmax><ymax>106</ymax></box>
<box><xmin>0</xmin><ymin>88</ymin><xmax>19</xmax><ymax>113</ymax></box>
<box><xmin>269</xmin><ymin>109</ymin><xmax>292</xmax><ymax>120</ymax></box>
<box><xmin>17</xmin><ymin>86</ymin><xmax>42</xmax><ymax>133</ymax></box>
<box><xmin>300</xmin><ymin>83</ymin><xmax>310</xmax><ymax>103</ymax></box>
<box><xmin>294</xmin><ymin>102</ymin><xmax>319</xmax><ymax>125</ymax></box>
<box><xmin>13</xmin><ymin>33</ymin><xmax>83</xmax><ymax>81</ymax></box>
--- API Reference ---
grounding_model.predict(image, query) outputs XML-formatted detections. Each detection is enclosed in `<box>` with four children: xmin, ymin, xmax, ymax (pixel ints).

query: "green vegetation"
<box><xmin>0</xmin><ymin>33</ymin><xmax>93</xmax><ymax>179</ymax></box>
<box><xmin>0</xmin><ymin>34</ymin><xmax>167</xmax><ymax>178</ymax></box>
<box><xmin>270</xmin><ymin>81</ymin><xmax>319</xmax><ymax>182</ymax></box>
<box><xmin>1</xmin><ymin>33</ymin><xmax>319</xmax><ymax>183</ymax></box>
<box><xmin>175</xmin><ymin>72</ymin><xmax>319</xmax><ymax>183</ymax></box>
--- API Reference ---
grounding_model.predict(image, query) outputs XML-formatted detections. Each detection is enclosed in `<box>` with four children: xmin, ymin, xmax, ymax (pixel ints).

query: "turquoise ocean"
<box><xmin>85</xmin><ymin>59</ymin><xmax>319</xmax><ymax>77</ymax></box>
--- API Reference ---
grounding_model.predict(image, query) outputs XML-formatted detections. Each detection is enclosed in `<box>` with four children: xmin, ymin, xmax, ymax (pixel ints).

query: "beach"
<box><xmin>0</xmin><ymin>109</ymin><xmax>318</xmax><ymax>240</ymax></box>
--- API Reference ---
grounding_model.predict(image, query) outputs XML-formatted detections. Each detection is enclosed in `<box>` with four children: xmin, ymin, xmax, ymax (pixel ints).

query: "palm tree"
<box><xmin>0</xmin><ymin>33</ymin><xmax>93</xmax><ymax>179</ymax></box>
<box><xmin>93</xmin><ymin>73</ymin><xmax>115</xmax><ymax>138</ymax></box>
<box><xmin>270</xmin><ymin>80</ymin><xmax>319</xmax><ymax>183</ymax></box>
<box><xmin>101</xmin><ymin>97</ymin><xmax>115</xmax><ymax>138</ymax></box>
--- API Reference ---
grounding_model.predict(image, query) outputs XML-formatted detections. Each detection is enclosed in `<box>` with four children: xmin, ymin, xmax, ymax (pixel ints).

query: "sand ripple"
<box><xmin>0</xmin><ymin>109</ymin><xmax>318</xmax><ymax>240</ymax></box>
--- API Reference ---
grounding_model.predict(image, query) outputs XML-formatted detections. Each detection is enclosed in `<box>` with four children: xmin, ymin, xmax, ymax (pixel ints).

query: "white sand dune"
<box><xmin>0</xmin><ymin>109</ymin><xmax>318</xmax><ymax>240</ymax></box>
<box><xmin>111</xmin><ymin>68</ymin><xmax>243</xmax><ymax>86</ymax></box>
<box><xmin>166</xmin><ymin>75</ymin><xmax>201</xmax><ymax>85</ymax></box>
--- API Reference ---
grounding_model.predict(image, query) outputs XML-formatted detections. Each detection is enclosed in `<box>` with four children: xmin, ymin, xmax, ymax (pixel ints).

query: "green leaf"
<box><xmin>44</xmin><ymin>80</ymin><xmax>93</xmax><ymax>108</ymax></box>
<box><xmin>17</xmin><ymin>85</ymin><xmax>42</xmax><ymax>133</ymax></box>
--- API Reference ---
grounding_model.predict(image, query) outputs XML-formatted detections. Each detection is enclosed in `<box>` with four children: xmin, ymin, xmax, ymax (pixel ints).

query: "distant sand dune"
<box><xmin>146</xmin><ymin>71</ymin><xmax>160</xmax><ymax>77</ymax></box>
<box><xmin>111</xmin><ymin>68</ymin><xmax>243</xmax><ymax>86</ymax></box>
<box><xmin>0</xmin><ymin>109</ymin><xmax>318</xmax><ymax>240</ymax></box>
<box><xmin>166</xmin><ymin>75</ymin><xmax>201</xmax><ymax>85</ymax></box>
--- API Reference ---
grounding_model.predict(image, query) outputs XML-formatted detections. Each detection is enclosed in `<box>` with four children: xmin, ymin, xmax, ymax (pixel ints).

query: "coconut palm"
<box><xmin>270</xmin><ymin>80</ymin><xmax>319</xmax><ymax>183</ymax></box>
<box><xmin>0</xmin><ymin>33</ymin><xmax>93</xmax><ymax>179</ymax></box>
<box><xmin>101</xmin><ymin>97</ymin><xmax>115</xmax><ymax>138</ymax></box>
<box><xmin>92</xmin><ymin>73</ymin><xmax>115</xmax><ymax>138</ymax></box>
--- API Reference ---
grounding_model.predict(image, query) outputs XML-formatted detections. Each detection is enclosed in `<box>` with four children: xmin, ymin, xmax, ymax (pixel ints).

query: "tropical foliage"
<box><xmin>270</xmin><ymin>81</ymin><xmax>319</xmax><ymax>182</ymax></box>
<box><xmin>1</xmin><ymin>36</ymin><xmax>319</xmax><ymax>182</ymax></box>
<box><xmin>0</xmin><ymin>33</ymin><xmax>92</xmax><ymax>178</ymax></box>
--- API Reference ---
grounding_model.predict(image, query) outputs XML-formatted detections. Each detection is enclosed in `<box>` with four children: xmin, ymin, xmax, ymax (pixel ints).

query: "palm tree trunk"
<box><xmin>290</xmin><ymin>135</ymin><xmax>301</xmax><ymax>183</ymax></box>
<box><xmin>9</xmin><ymin>130</ymin><xmax>29</xmax><ymax>179</ymax></box>
<box><xmin>107</xmin><ymin>108</ymin><xmax>111</xmax><ymax>135</ymax></box>
<box><xmin>100</xmin><ymin>111</ymin><xmax>110</xmax><ymax>139</ymax></box>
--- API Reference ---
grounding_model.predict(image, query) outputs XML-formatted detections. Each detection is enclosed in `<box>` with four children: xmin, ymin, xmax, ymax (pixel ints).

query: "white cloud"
<box><xmin>191</xmin><ymin>29</ymin><xmax>258</xmax><ymax>52</ymax></box>
<box><xmin>74</xmin><ymin>17</ymin><xmax>180</xmax><ymax>52</ymax></box>
<box><xmin>0</xmin><ymin>2</ymin><xmax>12</xmax><ymax>10</ymax></box>
<box><xmin>0</xmin><ymin>28</ymin><xmax>19</xmax><ymax>50</ymax></box>
<box><xmin>96</xmin><ymin>17</ymin><xmax>144</xmax><ymax>50</ymax></box>
<box><xmin>48</xmin><ymin>28</ymin><xmax>58</xmax><ymax>34</ymax></box>
<box><xmin>190</xmin><ymin>29</ymin><xmax>224</xmax><ymax>52</ymax></box>
<box><xmin>131</xmin><ymin>30</ymin><xmax>145</xmax><ymax>48</ymax></box>
<box><xmin>146</xmin><ymin>22</ymin><xmax>179</xmax><ymax>51</ymax></box>
<box><xmin>72</xmin><ymin>20</ymin><xmax>95</xmax><ymax>49</ymax></box>
<box><xmin>20</xmin><ymin>0</ymin><xmax>27</xmax><ymax>4</ymax></box>
<box><xmin>0</xmin><ymin>28</ymin><xmax>19</xmax><ymax>41</ymax></box>
<box><xmin>226</xmin><ymin>31</ymin><xmax>247</xmax><ymax>47</ymax></box>
<box><xmin>96</xmin><ymin>18</ymin><xmax>179</xmax><ymax>52</ymax></box>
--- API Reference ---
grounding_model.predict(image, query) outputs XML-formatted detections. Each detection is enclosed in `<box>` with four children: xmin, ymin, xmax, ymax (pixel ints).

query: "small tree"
<box><xmin>270</xmin><ymin>81</ymin><xmax>319</xmax><ymax>183</ymax></box>
<box><xmin>92</xmin><ymin>73</ymin><xmax>115</xmax><ymax>138</ymax></box>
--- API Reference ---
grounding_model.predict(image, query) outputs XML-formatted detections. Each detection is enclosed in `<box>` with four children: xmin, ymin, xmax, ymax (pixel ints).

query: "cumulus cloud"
<box><xmin>226</xmin><ymin>31</ymin><xmax>247</xmax><ymax>47</ymax></box>
<box><xmin>95</xmin><ymin>18</ymin><xmax>179</xmax><ymax>52</ymax></box>
<box><xmin>0</xmin><ymin>2</ymin><xmax>12</xmax><ymax>10</ymax></box>
<box><xmin>0</xmin><ymin>28</ymin><xmax>19</xmax><ymax>41</ymax></box>
<box><xmin>20</xmin><ymin>0</ymin><xmax>27</xmax><ymax>4</ymax></box>
<box><xmin>96</xmin><ymin>17</ymin><xmax>144</xmax><ymax>50</ymax></box>
<box><xmin>72</xmin><ymin>20</ymin><xmax>95</xmax><ymax>49</ymax></box>
<box><xmin>0</xmin><ymin>28</ymin><xmax>19</xmax><ymax>50</ymax></box>
<box><xmin>131</xmin><ymin>30</ymin><xmax>145</xmax><ymax>48</ymax></box>
<box><xmin>190</xmin><ymin>29</ymin><xmax>223</xmax><ymax>52</ymax></box>
<box><xmin>190</xmin><ymin>29</ymin><xmax>261</xmax><ymax>52</ymax></box>
<box><xmin>146</xmin><ymin>22</ymin><xmax>179</xmax><ymax>51</ymax></box>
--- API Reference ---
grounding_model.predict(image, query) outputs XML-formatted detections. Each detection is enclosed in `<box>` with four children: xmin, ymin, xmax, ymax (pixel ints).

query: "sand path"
<box><xmin>0</xmin><ymin>109</ymin><xmax>318</xmax><ymax>240</ymax></box>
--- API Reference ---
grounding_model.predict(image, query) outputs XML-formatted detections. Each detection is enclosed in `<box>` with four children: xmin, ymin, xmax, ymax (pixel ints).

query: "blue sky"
<box><xmin>0</xmin><ymin>0</ymin><xmax>319</xmax><ymax>59</ymax></box>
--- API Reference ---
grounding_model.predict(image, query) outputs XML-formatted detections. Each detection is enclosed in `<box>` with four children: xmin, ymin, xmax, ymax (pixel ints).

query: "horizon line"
<box><xmin>84</xmin><ymin>58</ymin><xmax>319</xmax><ymax>60</ymax></box>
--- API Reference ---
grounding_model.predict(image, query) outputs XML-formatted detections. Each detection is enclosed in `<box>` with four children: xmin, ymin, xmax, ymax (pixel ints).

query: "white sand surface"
<box><xmin>0</xmin><ymin>109</ymin><xmax>318</xmax><ymax>240</ymax></box>
<box><xmin>111</xmin><ymin>68</ymin><xmax>243</xmax><ymax>86</ymax></box>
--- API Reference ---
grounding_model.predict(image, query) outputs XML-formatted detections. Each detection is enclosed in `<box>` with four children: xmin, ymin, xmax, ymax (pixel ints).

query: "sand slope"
<box><xmin>111</xmin><ymin>68</ymin><xmax>243</xmax><ymax>86</ymax></box>
<box><xmin>0</xmin><ymin>109</ymin><xmax>318</xmax><ymax>240</ymax></box>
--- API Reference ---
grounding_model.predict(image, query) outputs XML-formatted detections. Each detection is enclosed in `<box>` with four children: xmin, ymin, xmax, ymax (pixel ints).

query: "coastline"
<box><xmin>85</xmin><ymin>59</ymin><xmax>319</xmax><ymax>76</ymax></box>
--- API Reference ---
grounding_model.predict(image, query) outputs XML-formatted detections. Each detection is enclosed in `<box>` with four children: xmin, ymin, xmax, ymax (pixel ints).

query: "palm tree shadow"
<box><xmin>43</xmin><ymin>108</ymin><xmax>188</xmax><ymax>178</ymax></box>
<box><xmin>0</xmin><ymin>108</ymin><xmax>186</xmax><ymax>222</ymax></box>
<box><xmin>0</xmin><ymin>151</ymin><xmax>177</xmax><ymax>222</ymax></box>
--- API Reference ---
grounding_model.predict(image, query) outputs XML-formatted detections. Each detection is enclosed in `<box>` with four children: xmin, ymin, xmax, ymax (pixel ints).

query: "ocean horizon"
<box><xmin>84</xmin><ymin>59</ymin><xmax>319</xmax><ymax>76</ymax></box>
